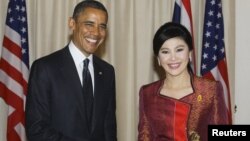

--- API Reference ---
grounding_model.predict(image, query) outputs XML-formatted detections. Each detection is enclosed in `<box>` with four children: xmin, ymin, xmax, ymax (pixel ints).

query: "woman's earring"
<box><xmin>189</xmin><ymin>53</ymin><xmax>192</xmax><ymax>63</ymax></box>
<box><xmin>157</xmin><ymin>58</ymin><xmax>161</xmax><ymax>66</ymax></box>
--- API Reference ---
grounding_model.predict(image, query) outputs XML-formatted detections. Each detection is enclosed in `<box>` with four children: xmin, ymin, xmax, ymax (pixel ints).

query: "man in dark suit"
<box><xmin>25</xmin><ymin>1</ymin><xmax>117</xmax><ymax>141</ymax></box>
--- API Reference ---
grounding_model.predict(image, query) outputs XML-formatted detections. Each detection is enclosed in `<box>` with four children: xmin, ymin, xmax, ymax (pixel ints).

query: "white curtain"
<box><xmin>0</xmin><ymin>0</ymin><xmax>235</xmax><ymax>141</ymax></box>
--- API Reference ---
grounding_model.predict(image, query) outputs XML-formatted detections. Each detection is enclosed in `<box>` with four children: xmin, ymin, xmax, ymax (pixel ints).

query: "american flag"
<box><xmin>172</xmin><ymin>0</ymin><xmax>197</xmax><ymax>74</ymax></box>
<box><xmin>200</xmin><ymin>0</ymin><xmax>232</xmax><ymax>123</ymax></box>
<box><xmin>0</xmin><ymin>0</ymin><xmax>29</xmax><ymax>141</ymax></box>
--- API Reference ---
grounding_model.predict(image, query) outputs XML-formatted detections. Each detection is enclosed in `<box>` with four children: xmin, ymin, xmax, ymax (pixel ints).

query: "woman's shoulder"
<box><xmin>193</xmin><ymin>76</ymin><xmax>221</xmax><ymax>90</ymax></box>
<box><xmin>140</xmin><ymin>79</ymin><xmax>163</xmax><ymax>89</ymax></box>
<box><xmin>194</xmin><ymin>76</ymin><xmax>219</xmax><ymax>85</ymax></box>
<box><xmin>139</xmin><ymin>80</ymin><xmax>163</xmax><ymax>96</ymax></box>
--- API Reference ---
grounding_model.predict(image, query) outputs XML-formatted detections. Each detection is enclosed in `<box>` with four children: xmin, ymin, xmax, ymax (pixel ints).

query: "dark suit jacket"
<box><xmin>25</xmin><ymin>46</ymin><xmax>117</xmax><ymax>141</ymax></box>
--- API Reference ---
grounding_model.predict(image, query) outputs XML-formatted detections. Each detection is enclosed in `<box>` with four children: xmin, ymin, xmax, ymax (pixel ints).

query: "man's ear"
<box><xmin>68</xmin><ymin>17</ymin><xmax>75</xmax><ymax>30</ymax></box>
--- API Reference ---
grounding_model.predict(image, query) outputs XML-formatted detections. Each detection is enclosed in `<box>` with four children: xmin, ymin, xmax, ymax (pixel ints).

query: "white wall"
<box><xmin>234</xmin><ymin>0</ymin><xmax>250</xmax><ymax>124</ymax></box>
<box><xmin>0</xmin><ymin>99</ymin><xmax>7</xmax><ymax>141</ymax></box>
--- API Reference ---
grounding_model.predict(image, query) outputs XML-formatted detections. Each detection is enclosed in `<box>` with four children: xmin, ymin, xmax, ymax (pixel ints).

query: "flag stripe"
<box><xmin>210</xmin><ymin>66</ymin><xmax>229</xmax><ymax>106</ymax></box>
<box><xmin>5</xmin><ymin>25</ymin><xmax>21</xmax><ymax>47</ymax></box>
<box><xmin>200</xmin><ymin>0</ymin><xmax>232</xmax><ymax>123</ymax></box>
<box><xmin>3</xmin><ymin>37</ymin><xmax>22</xmax><ymax>59</ymax></box>
<box><xmin>0</xmin><ymin>59</ymin><xmax>27</xmax><ymax>88</ymax></box>
<box><xmin>181</xmin><ymin>0</ymin><xmax>192</xmax><ymax>32</ymax></box>
<box><xmin>0</xmin><ymin>70</ymin><xmax>26</xmax><ymax>99</ymax></box>
<box><xmin>217</xmin><ymin>59</ymin><xmax>230</xmax><ymax>85</ymax></box>
<box><xmin>1</xmin><ymin>47</ymin><xmax>29</xmax><ymax>82</ymax></box>
<box><xmin>172</xmin><ymin>0</ymin><xmax>197</xmax><ymax>74</ymax></box>
<box><xmin>0</xmin><ymin>0</ymin><xmax>29</xmax><ymax>140</ymax></box>
<box><xmin>15</xmin><ymin>123</ymin><xmax>26</xmax><ymax>141</ymax></box>
<box><xmin>180</xmin><ymin>7</ymin><xmax>191</xmax><ymax>31</ymax></box>
<box><xmin>0</xmin><ymin>83</ymin><xmax>24</xmax><ymax>111</ymax></box>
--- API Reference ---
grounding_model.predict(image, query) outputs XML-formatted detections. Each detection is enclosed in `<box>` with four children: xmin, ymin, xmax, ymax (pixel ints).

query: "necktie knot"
<box><xmin>83</xmin><ymin>58</ymin><xmax>89</xmax><ymax>68</ymax></box>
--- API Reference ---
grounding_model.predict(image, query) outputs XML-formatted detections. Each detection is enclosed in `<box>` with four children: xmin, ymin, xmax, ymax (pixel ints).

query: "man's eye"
<box><xmin>84</xmin><ymin>23</ymin><xmax>94</xmax><ymax>27</ymax></box>
<box><xmin>99</xmin><ymin>24</ymin><xmax>107</xmax><ymax>30</ymax></box>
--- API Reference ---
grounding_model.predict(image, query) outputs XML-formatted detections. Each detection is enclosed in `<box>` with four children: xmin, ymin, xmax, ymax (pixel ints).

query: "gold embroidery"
<box><xmin>189</xmin><ymin>131</ymin><xmax>200</xmax><ymax>141</ymax></box>
<box><xmin>197</xmin><ymin>95</ymin><xmax>202</xmax><ymax>102</ymax></box>
<box><xmin>139</xmin><ymin>114</ymin><xmax>150</xmax><ymax>141</ymax></box>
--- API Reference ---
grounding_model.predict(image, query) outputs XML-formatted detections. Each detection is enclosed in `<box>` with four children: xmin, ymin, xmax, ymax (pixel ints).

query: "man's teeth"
<box><xmin>86</xmin><ymin>38</ymin><xmax>97</xmax><ymax>43</ymax></box>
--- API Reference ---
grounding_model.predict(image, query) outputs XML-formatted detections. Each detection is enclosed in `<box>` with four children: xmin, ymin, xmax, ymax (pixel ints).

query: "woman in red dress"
<box><xmin>138</xmin><ymin>22</ymin><xmax>229</xmax><ymax>141</ymax></box>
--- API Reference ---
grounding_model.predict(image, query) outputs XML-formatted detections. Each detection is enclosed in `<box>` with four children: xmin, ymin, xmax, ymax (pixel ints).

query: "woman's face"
<box><xmin>158</xmin><ymin>37</ymin><xmax>191</xmax><ymax>77</ymax></box>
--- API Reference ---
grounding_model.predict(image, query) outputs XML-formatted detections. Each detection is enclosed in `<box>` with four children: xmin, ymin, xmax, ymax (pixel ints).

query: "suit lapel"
<box><xmin>91</xmin><ymin>56</ymin><xmax>105</xmax><ymax>132</ymax></box>
<box><xmin>59</xmin><ymin>47</ymin><xmax>87</xmax><ymax>121</ymax></box>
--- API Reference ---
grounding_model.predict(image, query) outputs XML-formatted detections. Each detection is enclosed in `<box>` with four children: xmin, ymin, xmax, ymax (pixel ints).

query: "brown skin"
<box><xmin>69</xmin><ymin>7</ymin><xmax>108</xmax><ymax>57</ymax></box>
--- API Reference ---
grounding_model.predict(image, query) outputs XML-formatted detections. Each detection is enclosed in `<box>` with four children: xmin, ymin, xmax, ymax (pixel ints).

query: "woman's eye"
<box><xmin>176</xmin><ymin>48</ymin><xmax>184</xmax><ymax>52</ymax></box>
<box><xmin>161</xmin><ymin>50</ymin><xmax>169</xmax><ymax>54</ymax></box>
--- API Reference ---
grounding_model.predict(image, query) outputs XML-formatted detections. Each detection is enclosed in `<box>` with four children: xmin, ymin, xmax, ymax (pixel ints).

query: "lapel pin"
<box><xmin>99</xmin><ymin>72</ymin><xmax>102</xmax><ymax>75</ymax></box>
<box><xmin>197</xmin><ymin>94</ymin><xmax>202</xmax><ymax>102</ymax></box>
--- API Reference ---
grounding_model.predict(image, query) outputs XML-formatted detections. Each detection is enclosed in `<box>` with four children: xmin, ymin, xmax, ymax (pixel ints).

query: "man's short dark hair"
<box><xmin>72</xmin><ymin>0</ymin><xmax>108</xmax><ymax>21</ymax></box>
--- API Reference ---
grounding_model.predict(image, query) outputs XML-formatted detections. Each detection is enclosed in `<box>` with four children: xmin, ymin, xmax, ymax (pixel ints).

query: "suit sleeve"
<box><xmin>138</xmin><ymin>86</ymin><xmax>152</xmax><ymax>141</ymax></box>
<box><xmin>210</xmin><ymin>81</ymin><xmax>230</xmax><ymax>124</ymax></box>
<box><xmin>25</xmin><ymin>60</ymin><xmax>72</xmax><ymax>141</ymax></box>
<box><xmin>104</xmin><ymin>67</ymin><xmax>117</xmax><ymax>141</ymax></box>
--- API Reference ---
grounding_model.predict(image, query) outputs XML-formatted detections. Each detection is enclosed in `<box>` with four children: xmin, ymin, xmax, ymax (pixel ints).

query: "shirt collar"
<box><xmin>69</xmin><ymin>41</ymin><xmax>93</xmax><ymax>66</ymax></box>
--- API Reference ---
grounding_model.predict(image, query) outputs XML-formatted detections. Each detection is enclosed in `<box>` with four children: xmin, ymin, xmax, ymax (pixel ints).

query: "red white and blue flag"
<box><xmin>172</xmin><ymin>0</ymin><xmax>196</xmax><ymax>74</ymax></box>
<box><xmin>200</xmin><ymin>0</ymin><xmax>232</xmax><ymax>123</ymax></box>
<box><xmin>0</xmin><ymin>0</ymin><xmax>29</xmax><ymax>140</ymax></box>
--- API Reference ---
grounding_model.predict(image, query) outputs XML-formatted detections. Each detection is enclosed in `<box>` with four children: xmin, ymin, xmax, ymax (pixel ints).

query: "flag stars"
<box><xmin>9</xmin><ymin>17</ymin><xmax>14</xmax><ymax>23</ymax></box>
<box><xmin>213</xmin><ymin>45</ymin><xmax>218</xmax><ymax>50</ymax></box>
<box><xmin>8</xmin><ymin>8</ymin><xmax>12</xmax><ymax>13</ymax></box>
<box><xmin>208</xmin><ymin>10</ymin><xmax>214</xmax><ymax>16</ymax></box>
<box><xmin>217</xmin><ymin>12</ymin><xmax>222</xmax><ymax>18</ymax></box>
<box><xmin>16</xmin><ymin>5</ymin><xmax>20</xmax><ymax>11</ymax></box>
<box><xmin>221</xmin><ymin>48</ymin><xmax>225</xmax><ymax>53</ymax></box>
<box><xmin>21</xmin><ymin>38</ymin><xmax>26</xmax><ymax>44</ymax></box>
<box><xmin>201</xmin><ymin>0</ymin><xmax>230</xmax><ymax>91</ymax></box>
<box><xmin>212</xmin><ymin>55</ymin><xmax>217</xmax><ymax>61</ymax></box>
<box><xmin>21</xmin><ymin>27</ymin><xmax>26</xmax><ymax>33</ymax></box>
<box><xmin>203</xmin><ymin>53</ymin><xmax>208</xmax><ymax>59</ymax></box>
<box><xmin>215</xmin><ymin>35</ymin><xmax>218</xmax><ymax>39</ymax></box>
<box><xmin>206</xmin><ymin>21</ymin><xmax>212</xmax><ymax>27</ymax></box>
<box><xmin>216</xmin><ymin>24</ymin><xmax>220</xmax><ymax>29</ymax></box>
<box><xmin>205</xmin><ymin>31</ymin><xmax>211</xmax><ymax>37</ymax></box>
<box><xmin>22</xmin><ymin>48</ymin><xmax>26</xmax><ymax>54</ymax></box>
<box><xmin>210</xmin><ymin>0</ymin><xmax>216</xmax><ymax>5</ymax></box>
<box><xmin>202</xmin><ymin>64</ymin><xmax>207</xmax><ymax>70</ymax></box>
<box><xmin>21</xmin><ymin>6</ymin><xmax>26</xmax><ymax>12</ymax></box>
<box><xmin>218</xmin><ymin>2</ymin><xmax>222</xmax><ymax>8</ymax></box>
<box><xmin>204</xmin><ymin>42</ymin><xmax>210</xmax><ymax>48</ymax></box>
<box><xmin>21</xmin><ymin>17</ymin><xmax>26</xmax><ymax>22</ymax></box>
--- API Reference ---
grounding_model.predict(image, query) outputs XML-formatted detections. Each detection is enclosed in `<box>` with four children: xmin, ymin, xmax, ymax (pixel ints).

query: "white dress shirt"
<box><xmin>69</xmin><ymin>41</ymin><xmax>95</xmax><ymax>93</ymax></box>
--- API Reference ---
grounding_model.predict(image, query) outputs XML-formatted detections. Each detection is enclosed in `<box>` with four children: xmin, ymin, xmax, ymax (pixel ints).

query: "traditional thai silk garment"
<box><xmin>138</xmin><ymin>76</ymin><xmax>229</xmax><ymax>141</ymax></box>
